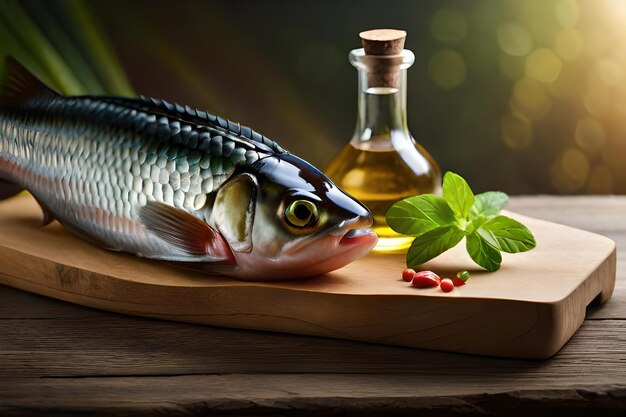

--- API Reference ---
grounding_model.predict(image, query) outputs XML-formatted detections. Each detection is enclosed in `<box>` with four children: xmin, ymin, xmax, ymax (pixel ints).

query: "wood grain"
<box><xmin>0</xmin><ymin>194</ymin><xmax>618</xmax><ymax>359</ymax></box>
<box><xmin>2</xmin><ymin>286</ymin><xmax>625</xmax><ymax>415</ymax></box>
<box><xmin>0</xmin><ymin>196</ymin><xmax>625</xmax><ymax>415</ymax></box>
<box><xmin>508</xmin><ymin>196</ymin><xmax>626</xmax><ymax>319</ymax></box>
<box><xmin>1</xmin><ymin>377</ymin><xmax>625</xmax><ymax>417</ymax></box>
<box><xmin>1</xmin><ymin>299</ymin><xmax>626</xmax><ymax>379</ymax></box>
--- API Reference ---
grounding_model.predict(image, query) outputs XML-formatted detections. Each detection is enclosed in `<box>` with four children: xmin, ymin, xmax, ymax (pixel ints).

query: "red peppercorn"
<box><xmin>411</xmin><ymin>271</ymin><xmax>441</xmax><ymax>288</ymax></box>
<box><xmin>402</xmin><ymin>268</ymin><xmax>416</xmax><ymax>282</ymax></box>
<box><xmin>452</xmin><ymin>271</ymin><xmax>470</xmax><ymax>287</ymax></box>
<box><xmin>440</xmin><ymin>278</ymin><xmax>454</xmax><ymax>293</ymax></box>
<box><xmin>452</xmin><ymin>277</ymin><xmax>466</xmax><ymax>287</ymax></box>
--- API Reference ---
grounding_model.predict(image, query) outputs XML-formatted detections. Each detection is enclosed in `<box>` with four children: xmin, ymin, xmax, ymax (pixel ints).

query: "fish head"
<box><xmin>219</xmin><ymin>153</ymin><xmax>377</xmax><ymax>280</ymax></box>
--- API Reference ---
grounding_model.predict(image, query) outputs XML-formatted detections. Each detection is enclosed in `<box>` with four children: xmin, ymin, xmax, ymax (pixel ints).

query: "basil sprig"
<box><xmin>386</xmin><ymin>172</ymin><xmax>536</xmax><ymax>271</ymax></box>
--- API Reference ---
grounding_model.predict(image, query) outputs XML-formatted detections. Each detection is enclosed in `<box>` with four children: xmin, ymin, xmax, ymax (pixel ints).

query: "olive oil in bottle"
<box><xmin>325</xmin><ymin>30</ymin><xmax>440</xmax><ymax>252</ymax></box>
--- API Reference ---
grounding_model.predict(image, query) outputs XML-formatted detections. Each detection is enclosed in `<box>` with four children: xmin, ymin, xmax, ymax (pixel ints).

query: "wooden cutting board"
<box><xmin>0</xmin><ymin>194</ymin><xmax>616</xmax><ymax>359</ymax></box>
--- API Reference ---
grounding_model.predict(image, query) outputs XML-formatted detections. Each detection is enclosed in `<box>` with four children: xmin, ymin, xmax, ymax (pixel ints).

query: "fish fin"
<box><xmin>211</xmin><ymin>173</ymin><xmax>257</xmax><ymax>253</ymax></box>
<box><xmin>31</xmin><ymin>194</ymin><xmax>57</xmax><ymax>226</ymax></box>
<box><xmin>97</xmin><ymin>95</ymin><xmax>285</xmax><ymax>154</ymax></box>
<box><xmin>139</xmin><ymin>202</ymin><xmax>234</xmax><ymax>263</ymax></box>
<box><xmin>1</xmin><ymin>57</ymin><xmax>60</xmax><ymax>109</ymax></box>
<box><xmin>0</xmin><ymin>179</ymin><xmax>23</xmax><ymax>201</ymax></box>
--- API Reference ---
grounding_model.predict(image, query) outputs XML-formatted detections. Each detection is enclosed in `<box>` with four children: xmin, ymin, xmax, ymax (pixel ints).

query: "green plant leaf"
<box><xmin>467</xmin><ymin>213</ymin><xmax>487</xmax><ymax>235</ymax></box>
<box><xmin>386</xmin><ymin>195</ymin><xmax>456</xmax><ymax>237</ymax></box>
<box><xmin>479</xmin><ymin>215</ymin><xmax>536</xmax><ymax>253</ymax></box>
<box><xmin>0</xmin><ymin>0</ymin><xmax>85</xmax><ymax>95</ymax></box>
<box><xmin>386</xmin><ymin>171</ymin><xmax>534</xmax><ymax>273</ymax></box>
<box><xmin>442</xmin><ymin>171</ymin><xmax>475</xmax><ymax>220</ymax></box>
<box><xmin>406</xmin><ymin>226</ymin><xmax>465</xmax><ymax>268</ymax></box>
<box><xmin>67</xmin><ymin>0</ymin><xmax>135</xmax><ymax>96</ymax></box>
<box><xmin>27</xmin><ymin>1</ymin><xmax>106</xmax><ymax>94</ymax></box>
<box><xmin>471</xmin><ymin>191</ymin><xmax>509</xmax><ymax>217</ymax></box>
<box><xmin>0</xmin><ymin>0</ymin><xmax>134</xmax><ymax>97</ymax></box>
<box><xmin>466</xmin><ymin>232</ymin><xmax>502</xmax><ymax>271</ymax></box>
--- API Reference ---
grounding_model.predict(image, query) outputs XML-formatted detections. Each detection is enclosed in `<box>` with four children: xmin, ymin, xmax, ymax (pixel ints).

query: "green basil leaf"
<box><xmin>479</xmin><ymin>215</ymin><xmax>536</xmax><ymax>253</ymax></box>
<box><xmin>443</xmin><ymin>172</ymin><xmax>475</xmax><ymax>220</ymax></box>
<box><xmin>406</xmin><ymin>226</ymin><xmax>465</xmax><ymax>268</ymax></box>
<box><xmin>471</xmin><ymin>191</ymin><xmax>509</xmax><ymax>217</ymax></box>
<box><xmin>386</xmin><ymin>195</ymin><xmax>456</xmax><ymax>237</ymax></box>
<box><xmin>467</xmin><ymin>213</ymin><xmax>488</xmax><ymax>235</ymax></box>
<box><xmin>475</xmin><ymin>224</ymin><xmax>500</xmax><ymax>248</ymax></box>
<box><xmin>466</xmin><ymin>232</ymin><xmax>502</xmax><ymax>272</ymax></box>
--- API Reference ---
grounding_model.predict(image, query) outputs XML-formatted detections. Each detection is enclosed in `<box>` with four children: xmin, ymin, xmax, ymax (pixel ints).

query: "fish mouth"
<box><xmin>339</xmin><ymin>227</ymin><xmax>378</xmax><ymax>246</ymax></box>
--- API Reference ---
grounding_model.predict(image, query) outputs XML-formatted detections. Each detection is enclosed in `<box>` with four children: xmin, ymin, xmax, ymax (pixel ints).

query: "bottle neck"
<box><xmin>354</xmin><ymin>80</ymin><xmax>408</xmax><ymax>139</ymax></box>
<box><xmin>350</xmin><ymin>49</ymin><xmax>414</xmax><ymax>143</ymax></box>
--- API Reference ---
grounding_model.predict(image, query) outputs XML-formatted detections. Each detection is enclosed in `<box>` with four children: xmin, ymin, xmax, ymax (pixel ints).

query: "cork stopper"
<box><xmin>359</xmin><ymin>29</ymin><xmax>407</xmax><ymax>55</ymax></box>
<box><xmin>358</xmin><ymin>29</ymin><xmax>407</xmax><ymax>89</ymax></box>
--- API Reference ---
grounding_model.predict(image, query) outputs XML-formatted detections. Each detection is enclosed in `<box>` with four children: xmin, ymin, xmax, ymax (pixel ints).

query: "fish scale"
<box><xmin>0</xmin><ymin>58</ymin><xmax>377</xmax><ymax>280</ymax></box>
<box><xmin>0</xmin><ymin>91</ymin><xmax>282</xmax><ymax>259</ymax></box>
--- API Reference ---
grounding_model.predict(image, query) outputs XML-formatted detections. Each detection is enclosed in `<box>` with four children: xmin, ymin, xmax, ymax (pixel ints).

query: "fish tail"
<box><xmin>1</xmin><ymin>56</ymin><xmax>59</xmax><ymax>110</ymax></box>
<box><xmin>0</xmin><ymin>57</ymin><xmax>59</xmax><ymax>200</ymax></box>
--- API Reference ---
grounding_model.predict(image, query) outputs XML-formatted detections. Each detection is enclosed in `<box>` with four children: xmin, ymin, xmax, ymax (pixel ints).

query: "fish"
<box><xmin>0</xmin><ymin>58</ymin><xmax>377</xmax><ymax>280</ymax></box>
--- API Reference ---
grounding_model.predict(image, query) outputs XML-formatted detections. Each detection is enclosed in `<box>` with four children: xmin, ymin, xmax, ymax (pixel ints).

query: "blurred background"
<box><xmin>1</xmin><ymin>0</ymin><xmax>626</xmax><ymax>194</ymax></box>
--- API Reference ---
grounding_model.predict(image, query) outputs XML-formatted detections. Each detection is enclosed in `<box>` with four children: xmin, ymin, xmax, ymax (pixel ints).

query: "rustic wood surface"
<box><xmin>0</xmin><ymin>195</ymin><xmax>617</xmax><ymax>359</ymax></box>
<box><xmin>1</xmin><ymin>196</ymin><xmax>625</xmax><ymax>416</ymax></box>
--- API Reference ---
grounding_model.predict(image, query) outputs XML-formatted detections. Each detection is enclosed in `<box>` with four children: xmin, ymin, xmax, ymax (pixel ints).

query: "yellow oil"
<box><xmin>325</xmin><ymin>136</ymin><xmax>440</xmax><ymax>252</ymax></box>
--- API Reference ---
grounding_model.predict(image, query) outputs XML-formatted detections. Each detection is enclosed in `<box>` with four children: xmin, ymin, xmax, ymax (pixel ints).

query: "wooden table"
<box><xmin>1</xmin><ymin>196</ymin><xmax>625</xmax><ymax>416</ymax></box>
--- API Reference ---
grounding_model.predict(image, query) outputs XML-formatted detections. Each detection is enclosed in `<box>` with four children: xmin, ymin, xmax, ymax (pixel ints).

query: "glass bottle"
<box><xmin>325</xmin><ymin>31</ymin><xmax>441</xmax><ymax>252</ymax></box>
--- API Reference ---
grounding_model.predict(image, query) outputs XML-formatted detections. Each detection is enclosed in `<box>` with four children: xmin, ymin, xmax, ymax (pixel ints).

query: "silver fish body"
<box><xmin>1</xmin><ymin>94</ymin><xmax>275</xmax><ymax>259</ymax></box>
<box><xmin>0</xmin><ymin>59</ymin><xmax>377</xmax><ymax>280</ymax></box>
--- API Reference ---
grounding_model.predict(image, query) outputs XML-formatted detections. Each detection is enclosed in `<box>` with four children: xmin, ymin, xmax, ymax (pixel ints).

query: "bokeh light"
<box><xmin>501</xmin><ymin>109</ymin><xmax>533</xmax><ymax>149</ymax></box>
<box><xmin>584</xmin><ymin>87</ymin><xmax>610</xmax><ymax>116</ymax></box>
<box><xmin>8</xmin><ymin>0</ymin><xmax>626</xmax><ymax>195</ymax></box>
<box><xmin>511</xmin><ymin>76</ymin><xmax>551</xmax><ymax>120</ymax></box>
<box><xmin>595</xmin><ymin>59</ymin><xmax>622</xmax><ymax>87</ymax></box>
<box><xmin>575</xmin><ymin>117</ymin><xmax>606</xmax><ymax>152</ymax></box>
<box><xmin>506</xmin><ymin>0</ymin><xmax>626</xmax><ymax>195</ymax></box>
<box><xmin>519</xmin><ymin>0</ymin><xmax>560</xmax><ymax>46</ymax></box>
<box><xmin>554</xmin><ymin>28</ymin><xmax>582</xmax><ymax>60</ymax></box>
<box><xmin>548</xmin><ymin>64</ymin><xmax>584</xmax><ymax>100</ymax></box>
<box><xmin>497</xmin><ymin>22</ymin><xmax>533</xmax><ymax>56</ymax></box>
<box><xmin>550</xmin><ymin>147</ymin><xmax>590</xmax><ymax>192</ymax></box>
<box><xmin>583</xmin><ymin>29</ymin><xmax>610</xmax><ymax>59</ymax></box>
<box><xmin>430</xmin><ymin>8</ymin><xmax>467</xmax><ymax>44</ymax></box>
<box><xmin>428</xmin><ymin>49</ymin><xmax>466</xmax><ymax>89</ymax></box>
<box><xmin>555</xmin><ymin>0</ymin><xmax>580</xmax><ymax>27</ymax></box>
<box><xmin>602</xmin><ymin>0</ymin><xmax>626</xmax><ymax>25</ymax></box>
<box><xmin>525</xmin><ymin>48</ymin><xmax>562</xmax><ymax>82</ymax></box>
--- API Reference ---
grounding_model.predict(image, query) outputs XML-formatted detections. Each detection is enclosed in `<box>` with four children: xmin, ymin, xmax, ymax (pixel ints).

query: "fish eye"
<box><xmin>284</xmin><ymin>200</ymin><xmax>319</xmax><ymax>229</ymax></box>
